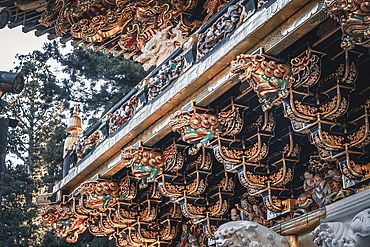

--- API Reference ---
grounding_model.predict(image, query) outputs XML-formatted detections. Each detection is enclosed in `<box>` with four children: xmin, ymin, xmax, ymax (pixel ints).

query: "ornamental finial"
<box><xmin>64</xmin><ymin>105</ymin><xmax>83</xmax><ymax>157</ymax></box>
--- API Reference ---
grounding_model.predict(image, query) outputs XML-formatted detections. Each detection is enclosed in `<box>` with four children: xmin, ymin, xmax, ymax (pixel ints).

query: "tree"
<box><xmin>5</xmin><ymin>50</ymin><xmax>65</xmax><ymax>184</ymax></box>
<box><xmin>0</xmin><ymin>162</ymin><xmax>39</xmax><ymax>246</ymax></box>
<box><xmin>0</xmin><ymin>48</ymin><xmax>66</xmax><ymax>246</ymax></box>
<box><xmin>44</xmin><ymin>42</ymin><xmax>150</xmax><ymax>125</ymax></box>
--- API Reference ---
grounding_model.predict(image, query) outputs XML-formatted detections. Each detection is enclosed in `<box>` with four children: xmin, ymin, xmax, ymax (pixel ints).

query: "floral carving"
<box><xmin>75</xmin><ymin>129</ymin><xmax>105</xmax><ymax>160</ymax></box>
<box><xmin>147</xmin><ymin>55</ymin><xmax>188</xmax><ymax>101</ymax></box>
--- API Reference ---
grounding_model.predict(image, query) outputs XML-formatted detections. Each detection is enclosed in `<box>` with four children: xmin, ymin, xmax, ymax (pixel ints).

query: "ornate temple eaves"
<box><xmin>33</xmin><ymin>0</ymin><xmax>370</xmax><ymax>245</ymax></box>
<box><xmin>51</xmin><ymin>0</ymin><xmax>320</xmax><ymax>194</ymax></box>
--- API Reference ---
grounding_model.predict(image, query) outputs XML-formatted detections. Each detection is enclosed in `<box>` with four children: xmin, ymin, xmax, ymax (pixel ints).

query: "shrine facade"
<box><xmin>2</xmin><ymin>0</ymin><xmax>370</xmax><ymax>245</ymax></box>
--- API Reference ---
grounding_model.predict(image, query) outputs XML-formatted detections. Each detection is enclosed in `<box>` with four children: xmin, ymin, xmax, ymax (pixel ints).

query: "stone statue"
<box><xmin>311</xmin><ymin>207</ymin><xmax>370</xmax><ymax>247</ymax></box>
<box><xmin>215</xmin><ymin>220</ymin><xmax>290</xmax><ymax>247</ymax></box>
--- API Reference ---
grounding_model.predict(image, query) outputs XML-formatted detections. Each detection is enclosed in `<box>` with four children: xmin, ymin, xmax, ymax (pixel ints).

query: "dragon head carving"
<box><xmin>231</xmin><ymin>54</ymin><xmax>291</xmax><ymax>111</ymax></box>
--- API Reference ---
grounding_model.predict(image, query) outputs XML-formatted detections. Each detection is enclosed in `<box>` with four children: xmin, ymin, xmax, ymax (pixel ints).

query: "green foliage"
<box><xmin>5</xmin><ymin>49</ymin><xmax>65</xmax><ymax>186</ymax></box>
<box><xmin>1</xmin><ymin>47</ymin><xmax>65</xmax><ymax>247</ymax></box>
<box><xmin>40</xmin><ymin>230</ymin><xmax>65</xmax><ymax>247</ymax></box>
<box><xmin>75</xmin><ymin>235</ymin><xmax>116</xmax><ymax>247</ymax></box>
<box><xmin>0</xmin><ymin>163</ymin><xmax>38</xmax><ymax>247</ymax></box>
<box><xmin>44</xmin><ymin>42</ymin><xmax>150</xmax><ymax>125</ymax></box>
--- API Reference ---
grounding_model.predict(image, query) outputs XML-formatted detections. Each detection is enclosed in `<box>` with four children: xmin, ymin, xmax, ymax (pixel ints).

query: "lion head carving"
<box><xmin>231</xmin><ymin>54</ymin><xmax>291</xmax><ymax>111</ymax></box>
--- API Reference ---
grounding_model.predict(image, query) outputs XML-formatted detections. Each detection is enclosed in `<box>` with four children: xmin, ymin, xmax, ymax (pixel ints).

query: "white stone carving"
<box><xmin>135</xmin><ymin>23</ymin><xmax>185</xmax><ymax>71</ymax></box>
<box><xmin>214</xmin><ymin>220</ymin><xmax>290</xmax><ymax>247</ymax></box>
<box><xmin>311</xmin><ymin>207</ymin><xmax>370</xmax><ymax>247</ymax></box>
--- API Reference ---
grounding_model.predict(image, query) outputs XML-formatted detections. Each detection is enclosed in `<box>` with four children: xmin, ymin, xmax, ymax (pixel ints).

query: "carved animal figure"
<box><xmin>170</xmin><ymin>107</ymin><xmax>242</xmax><ymax>155</ymax></box>
<box><xmin>324</xmin><ymin>0</ymin><xmax>370</xmax><ymax>49</ymax></box>
<box><xmin>231</xmin><ymin>51</ymin><xmax>321</xmax><ymax>111</ymax></box>
<box><xmin>135</xmin><ymin>23</ymin><xmax>185</xmax><ymax>71</ymax></box>
<box><xmin>311</xmin><ymin>207</ymin><xmax>370</xmax><ymax>247</ymax></box>
<box><xmin>56</xmin><ymin>217</ymin><xmax>87</xmax><ymax>243</ymax></box>
<box><xmin>42</xmin><ymin>203</ymin><xmax>72</xmax><ymax>226</ymax></box>
<box><xmin>231</xmin><ymin>54</ymin><xmax>290</xmax><ymax>111</ymax></box>
<box><xmin>214</xmin><ymin>221</ymin><xmax>290</xmax><ymax>247</ymax></box>
<box><xmin>121</xmin><ymin>146</ymin><xmax>164</xmax><ymax>188</ymax></box>
<box><xmin>41</xmin><ymin>204</ymin><xmax>87</xmax><ymax>243</ymax></box>
<box><xmin>170</xmin><ymin>110</ymin><xmax>221</xmax><ymax>155</ymax></box>
<box><xmin>80</xmin><ymin>180</ymin><xmax>126</xmax><ymax>211</ymax></box>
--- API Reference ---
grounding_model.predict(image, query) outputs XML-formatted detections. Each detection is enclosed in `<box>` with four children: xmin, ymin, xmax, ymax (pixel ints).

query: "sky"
<box><xmin>0</xmin><ymin>26</ymin><xmax>49</xmax><ymax>71</ymax></box>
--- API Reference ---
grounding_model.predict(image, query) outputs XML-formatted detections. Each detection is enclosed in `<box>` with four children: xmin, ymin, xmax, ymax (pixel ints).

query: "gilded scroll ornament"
<box><xmin>163</xmin><ymin>144</ymin><xmax>185</xmax><ymax>172</ymax></box>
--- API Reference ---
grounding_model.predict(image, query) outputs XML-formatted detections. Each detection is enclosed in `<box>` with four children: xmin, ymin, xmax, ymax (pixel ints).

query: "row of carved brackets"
<box><xmin>231</xmin><ymin>46</ymin><xmax>370</xmax><ymax>186</ymax></box>
<box><xmin>236</xmin><ymin>132</ymin><xmax>301</xmax><ymax>213</ymax></box>
<box><xmin>282</xmin><ymin>49</ymin><xmax>370</xmax><ymax>182</ymax></box>
<box><xmin>206</xmin><ymin>101</ymin><xmax>301</xmax><ymax>213</ymax></box>
<box><xmin>41</xmin><ymin>172</ymin><xmax>183</xmax><ymax>246</ymax></box>
<box><xmin>160</xmin><ymin>145</ymin><xmax>235</xmax><ymax>239</ymax></box>
<box><xmin>118</xmin><ymin>135</ymin><xmax>236</xmax><ymax>240</ymax></box>
<box><xmin>167</xmin><ymin>99</ymin><xmax>304</xmax><ymax>215</ymax></box>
